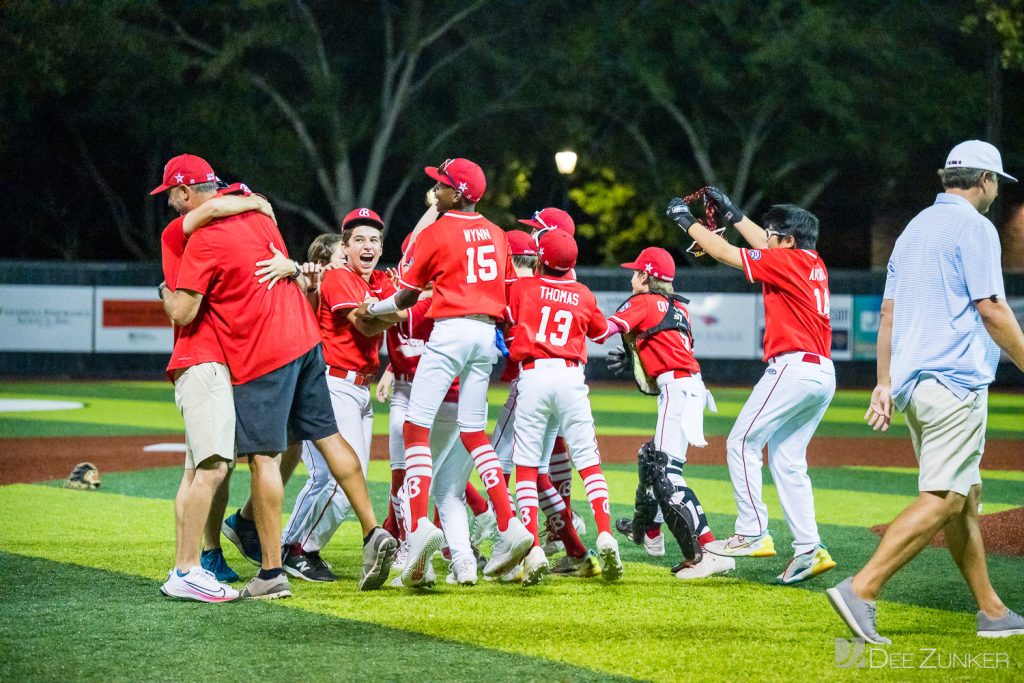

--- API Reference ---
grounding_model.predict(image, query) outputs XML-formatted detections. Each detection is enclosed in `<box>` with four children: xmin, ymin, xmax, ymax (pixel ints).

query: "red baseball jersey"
<box><xmin>161</xmin><ymin>216</ymin><xmax>226</xmax><ymax>381</ymax></box>
<box><xmin>608</xmin><ymin>293</ymin><xmax>700</xmax><ymax>377</ymax></box>
<box><xmin>506</xmin><ymin>275</ymin><xmax>612</xmax><ymax>364</ymax></box>
<box><xmin>398</xmin><ymin>210</ymin><xmax>515</xmax><ymax>319</ymax></box>
<box><xmin>739</xmin><ymin>248</ymin><xmax>831</xmax><ymax>361</ymax></box>
<box><xmin>176</xmin><ymin>212</ymin><xmax>320</xmax><ymax>384</ymax></box>
<box><xmin>317</xmin><ymin>267</ymin><xmax>395</xmax><ymax>374</ymax></box>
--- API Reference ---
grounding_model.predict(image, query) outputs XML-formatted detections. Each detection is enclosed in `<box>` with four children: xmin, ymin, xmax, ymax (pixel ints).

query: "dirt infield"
<box><xmin>2</xmin><ymin>433</ymin><xmax>1021</xmax><ymax>486</ymax></box>
<box><xmin>872</xmin><ymin>507</ymin><xmax>1024</xmax><ymax>557</ymax></box>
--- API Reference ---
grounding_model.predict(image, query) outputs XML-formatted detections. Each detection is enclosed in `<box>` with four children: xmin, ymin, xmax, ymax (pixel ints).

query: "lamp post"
<box><xmin>555</xmin><ymin>150</ymin><xmax>577</xmax><ymax>209</ymax></box>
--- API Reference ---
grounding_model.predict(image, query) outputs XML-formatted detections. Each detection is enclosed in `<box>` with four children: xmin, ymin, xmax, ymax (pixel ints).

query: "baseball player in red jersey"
<box><xmin>668</xmin><ymin>189</ymin><xmax>837</xmax><ymax>585</ymax></box>
<box><xmin>279</xmin><ymin>208</ymin><xmax>396</xmax><ymax>582</ymax></box>
<box><xmin>358</xmin><ymin>158</ymin><xmax>532</xmax><ymax>587</ymax></box>
<box><xmin>606</xmin><ymin>247</ymin><xmax>732</xmax><ymax>579</ymax></box>
<box><xmin>505</xmin><ymin>229</ymin><xmax>623</xmax><ymax>585</ymax></box>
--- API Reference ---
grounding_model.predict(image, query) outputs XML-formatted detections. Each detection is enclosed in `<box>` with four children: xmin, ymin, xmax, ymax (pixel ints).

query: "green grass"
<box><xmin>1</xmin><ymin>380</ymin><xmax>1023</xmax><ymax>681</ymax></box>
<box><xmin>3</xmin><ymin>381</ymin><xmax>1023</xmax><ymax>440</ymax></box>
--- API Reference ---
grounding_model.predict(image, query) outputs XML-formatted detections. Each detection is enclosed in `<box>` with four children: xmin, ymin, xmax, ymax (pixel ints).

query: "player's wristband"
<box><xmin>366</xmin><ymin>294</ymin><xmax>400</xmax><ymax>317</ymax></box>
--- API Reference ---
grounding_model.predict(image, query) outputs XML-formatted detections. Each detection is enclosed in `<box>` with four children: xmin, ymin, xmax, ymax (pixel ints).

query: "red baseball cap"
<box><xmin>621</xmin><ymin>247</ymin><xmax>675</xmax><ymax>282</ymax></box>
<box><xmin>506</xmin><ymin>230</ymin><xmax>538</xmax><ymax>257</ymax></box>
<box><xmin>424</xmin><ymin>158</ymin><xmax>486</xmax><ymax>202</ymax></box>
<box><xmin>150</xmin><ymin>154</ymin><xmax>217</xmax><ymax>195</ymax></box>
<box><xmin>341</xmin><ymin>207</ymin><xmax>384</xmax><ymax>230</ymax></box>
<box><xmin>538</xmin><ymin>229</ymin><xmax>578</xmax><ymax>272</ymax></box>
<box><xmin>519</xmin><ymin>207</ymin><xmax>575</xmax><ymax>236</ymax></box>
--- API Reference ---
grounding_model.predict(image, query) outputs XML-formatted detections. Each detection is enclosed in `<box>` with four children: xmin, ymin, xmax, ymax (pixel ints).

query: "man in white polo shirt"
<box><xmin>828</xmin><ymin>140</ymin><xmax>1024</xmax><ymax>643</ymax></box>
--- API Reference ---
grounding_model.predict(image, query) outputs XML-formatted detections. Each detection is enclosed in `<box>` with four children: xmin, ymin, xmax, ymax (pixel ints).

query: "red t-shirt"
<box><xmin>398</xmin><ymin>210</ymin><xmax>515</xmax><ymax>319</ymax></box>
<box><xmin>161</xmin><ymin>216</ymin><xmax>226</xmax><ymax>381</ymax></box>
<box><xmin>385</xmin><ymin>296</ymin><xmax>434</xmax><ymax>377</ymax></box>
<box><xmin>175</xmin><ymin>212</ymin><xmax>320</xmax><ymax>384</ymax></box>
<box><xmin>608</xmin><ymin>293</ymin><xmax>701</xmax><ymax>377</ymax></box>
<box><xmin>506</xmin><ymin>275</ymin><xmax>611</xmax><ymax>364</ymax></box>
<box><xmin>739</xmin><ymin>248</ymin><xmax>832</xmax><ymax>361</ymax></box>
<box><xmin>317</xmin><ymin>267</ymin><xmax>394</xmax><ymax>374</ymax></box>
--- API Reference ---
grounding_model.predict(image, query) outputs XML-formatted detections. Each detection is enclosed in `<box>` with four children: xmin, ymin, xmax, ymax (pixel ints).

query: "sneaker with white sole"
<box><xmin>360</xmin><ymin>527</ymin><xmax>398</xmax><ymax>591</ymax></box>
<box><xmin>596</xmin><ymin>531</ymin><xmax>623</xmax><ymax>581</ymax></box>
<box><xmin>704</xmin><ymin>532</ymin><xmax>776</xmax><ymax>558</ymax></box>
<box><xmin>239</xmin><ymin>573</ymin><xmax>292</xmax><ymax>600</ymax></box>
<box><xmin>550</xmin><ymin>551</ymin><xmax>602</xmax><ymax>578</ymax></box>
<box><xmin>826</xmin><ymin>577</ymin><xmax>890</xmax><ymax>645</ymax></box>
<box><xmin>446</xmin><ymin>556</ymin><xmax>478</xmax><ymax>586</ymax></box>
<box><xmin>776</xmin><ymin>544</ymin><xmax>836</xmax><ymax>585</ymax></box>
<box><xmin>644</xmin><ymin>532</ymin><xmax>666</xmax><ymax>557</ymax></box>
<box><xmin>400</xmin><ymin>518</ymin><xmax>444</xmax><ymax>588</ymax></box>
<box><xmin>977</xmin><ymin>609</ymin><xmax>1024</xmax><ymax>638</ymax></box>
<box><xmin>673</xmin><ymin>553</ymin><xmax>736</xmax><ymax>580</ymax></box>
<box><xmin>483</xmin><ymin>518</ymin><xmax>534</xmax><ymax>578</ymax></box>
<box><xmin>392</xmin><ymin>540</ymin><xmax>408</xmax><ymax>571</ymax></box>
<box><xmin>522</xmin><ymin>546</ymin><xmax>550</xmax><ymax>587</ymax></box>
<box><xmin>282</xmin><ymin>545</ymin><xmax>338</xmax><ymax>583</ymax></box>
<box><xmin>470</xmin><ymin>504</ymin><xmax>498</xmax><ymax>545</ymax></box>
<box><xmin>160</xmin><ymin>567</ymin><xmax>238</xmax><ymax>603</ymax></box>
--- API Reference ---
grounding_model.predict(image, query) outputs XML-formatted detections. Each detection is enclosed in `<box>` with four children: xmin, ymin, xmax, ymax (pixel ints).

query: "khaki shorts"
<box><xmin>174</xmin><ymin>362</ymin><xmax>235</xmax><ymax>469</ymax></box>
<box><xmin>905</xmin><ymin>379</ymin><xmax>986</xmax><ymax>496</ymax></box>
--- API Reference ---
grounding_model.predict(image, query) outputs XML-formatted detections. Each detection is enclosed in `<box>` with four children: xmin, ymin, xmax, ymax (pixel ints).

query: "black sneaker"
<box><xmin>283</xmin><ymin>546</ymin><xmax>338</xmax><ymax>582</ymax></box>
<box><xmin>222</xmin><ymin>510</ymin><xmax>262</xmax><ymax>566</ymax></box>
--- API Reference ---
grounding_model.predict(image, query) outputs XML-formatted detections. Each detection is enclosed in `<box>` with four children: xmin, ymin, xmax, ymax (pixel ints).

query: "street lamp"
<box><xmin>554</xmin><ymin>150</ymin><xmax>577</xmax><ymax>209</ymax></box>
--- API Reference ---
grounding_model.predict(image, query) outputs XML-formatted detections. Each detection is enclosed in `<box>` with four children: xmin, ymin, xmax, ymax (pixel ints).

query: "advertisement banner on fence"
<box><xmin>755</xmin><ymin>293</ymin><xmax>852</xmax><ymax>360</ymax></box>
<box><xmin>853</xmin><ymin>295</ymin><xmax>883</xmax><ymax>360</ymax></box>
<box><xmin>93</xmin><ymin>287</ymin><xmax>173</xmax><ymax>353</ymax></box>
<box><xmin>0</xmin><ymin>285</ymin><xmax>94</xmax><ymax>352</ymax></box>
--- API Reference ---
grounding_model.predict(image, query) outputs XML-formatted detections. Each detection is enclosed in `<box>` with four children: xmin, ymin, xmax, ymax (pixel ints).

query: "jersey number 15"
<box><xmin>465</xmin><ymin>245</ymin><xmax>498</xmax><ymax>283</ymax></box>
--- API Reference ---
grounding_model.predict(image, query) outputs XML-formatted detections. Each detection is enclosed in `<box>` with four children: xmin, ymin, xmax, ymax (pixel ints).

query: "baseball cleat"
<box><xmin>391</xmin><ymin>540</ymin><xmax>408</xmax><ymax>571</ymax></box>
<box><xmin>200</xmin><ymin>548</ymin><xmax>240</xmax><ymax>583</ymax></box>
<box><xmin>644</xmin><ymin>531</ymin><xmax>666</xmax><ymax>557</ymax></box>
<box><xmin>239</xmin><ymin>573</ymin><xmax>292</xmax><ymax>600</ymax></box>
<box><xmin>596</xmin><ymin>532</ymin><xmax>623</xmax><ymax>581</ymax></box>
<box><xmin>776</xmin><ymin>544</ymin><xmax>836</xmax><ymax>585</ymax></box>
<box><xmin>400</xmin><ymin>518</ymin><xmax>444</xmax><ymax>588</ymax></box>
<box><xmin>160</xmin><ymin>567</ymin><xmax>238</xmax><ymax>603</ymax></box>
<box><xmin>550</xmin><ymin>550</ymin><xmax>602</xmax><ymax>578</ymax></box>
<box><xmin>704</xmin><ymin>532</ymin><xmax>776</xmax><ymax>558</ymax></box>
<box><xmin>222</xmin><ymin>510</ymin><xmax>262</xmax><ymax>566</ymax></box>
<box><xmin>446</xmin><ymin>556</ymin><xmax>478</xmax><ymax>586</ymax></box>
<box><xmin>359</xmin><ymin>527</ymin><xmax>398</xmax><ymax>591</ymax></box>
<box><xmin>541</xmin><ymin>517</ymin><xmax>564</xmax><ymax>557</ymax></box>
<box><xmin>483</xmin><ymin>518</ymin><xmax>533</xmax><ymax>578</ymax></box>
<box><xmin>672</xmin><ymin>553</ymin><xmax>735</xmax><ymax>580</ymax></box>
<box><xmin>521</xmin><ymin>546</ymin><xmax>550</xmax><ymax>587</ymax></box>
<box><xmin>470</xmin><ymin>504</ymin><xmax>498</xmax><ymax>545</ymax></box>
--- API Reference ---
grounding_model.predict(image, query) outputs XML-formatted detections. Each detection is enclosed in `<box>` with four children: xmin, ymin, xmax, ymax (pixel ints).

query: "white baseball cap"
<box><xmin>945</xmin><ymin>140</ymin><xmax>1017</xmax><ymax>183</ymax></box>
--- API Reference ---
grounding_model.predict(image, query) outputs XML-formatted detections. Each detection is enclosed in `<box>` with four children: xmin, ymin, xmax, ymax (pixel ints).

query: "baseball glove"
<box><xmin>65</xmin><ymin>462</ymin><xmax>101</xmax><ymax>490</ymax></box>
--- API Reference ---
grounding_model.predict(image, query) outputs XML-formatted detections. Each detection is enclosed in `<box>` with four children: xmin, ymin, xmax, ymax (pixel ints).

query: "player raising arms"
<box><xmin>358</xmin><ymin>158</ymin><xmax>532</xmax><ymax>587</ymax></box>
<box><xmin>607</xmin><ymin>247</ymin><xmax>731</xmax><ymax>580</ymax></box>
<box><xmin>506</xmin><ymin>229</ymin><xmax>623</xmax><ymax>585</ymax></box>
<box><xmin>667</xmin><ymin>189</ymin><xmax>837</xmax><ymax>585</ymax></box>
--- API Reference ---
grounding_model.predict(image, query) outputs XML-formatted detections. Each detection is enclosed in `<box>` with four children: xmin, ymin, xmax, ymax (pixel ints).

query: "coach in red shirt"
<box><xmin>160</xmin><ymin>158</ymin><xmax>396</xmax><ymax>598</ymax></box>
<box><xmin>668</xmin><ymin>190</ymin><xmax>837</xmax><ymax>587</ymax></box>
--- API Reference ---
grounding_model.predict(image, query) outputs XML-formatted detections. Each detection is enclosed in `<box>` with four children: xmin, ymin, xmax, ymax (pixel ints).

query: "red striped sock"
<box><xmin>549</xmin><ymin>439</ymin><xmax>573</xmax><ymax>506</ymax></box>
<box><xmin>464</xmin><ymin>483</ymin><xmax>489</xmax><ymax>516</ymax></box>
<box><xmin>515</xmin><ymin>466</ymin><xmax>540</xmax><ymax>545</ymax></box>
<box><xmin>460</xmin><ymin>430</ymin><xmax>515</xmax><ymax>532</ymax></box>
<box><xmin>402</xmin><ymin>422</ymin><xmax>432</xmax><ymax>533</ymax></box>
<box><xmin>579</xmin><ymin>464</ymin><xmax>611</xmax><ymax>535</ymax></box>
<box><xmin>538</xmin><ymin>473</ymin><xmax>586</xmax><ymax>558</ymax></box>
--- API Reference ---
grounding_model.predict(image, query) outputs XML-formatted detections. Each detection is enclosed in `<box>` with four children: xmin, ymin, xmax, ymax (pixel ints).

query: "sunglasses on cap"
<box><xmin>530</xmin><ymin>210</ymin><xmax>556</xmax><ymax>230</ymax></box>
<box><xmin>436</xmin><ymin>158</ymin><xmax>459</xmax><ymax>191</ymax></box>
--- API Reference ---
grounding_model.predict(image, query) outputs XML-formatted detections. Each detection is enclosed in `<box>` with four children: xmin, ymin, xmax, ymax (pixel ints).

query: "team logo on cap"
<box><xmin>748</xmin><ymin>250</ymin><xmax>762</xmax><ymax>261</ymax></box>
<box><xmin>174</xmin><ymin>173</ymin><xmax>184</xmax><ymax>183</ymax></box>
<box><xmin>359</xmin><ymin>208</ymin><xmax>370</xmax><ymax>217</ymax></box>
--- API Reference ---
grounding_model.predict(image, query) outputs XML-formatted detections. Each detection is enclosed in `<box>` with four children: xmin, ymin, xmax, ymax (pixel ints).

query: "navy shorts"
<box><xmin>233</xmin><ymin>345</ymin><xmax>338</xmax><ymax>456</ymax></box>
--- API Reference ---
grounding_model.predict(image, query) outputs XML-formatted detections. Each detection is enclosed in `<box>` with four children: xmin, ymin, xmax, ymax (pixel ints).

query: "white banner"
<box><xmin>93</xmin><ymin>287</ymin><xmax>173</xmax><ymax>353</ymax></box>
<box><xmin>0</xmin><ymin>285</ymin><xmax>94</xmax><ymax>352</ymax></box>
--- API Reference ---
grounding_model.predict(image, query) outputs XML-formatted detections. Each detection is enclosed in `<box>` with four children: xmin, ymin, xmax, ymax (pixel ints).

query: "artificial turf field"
<box><xmin>1</xmin><ymin>381</ymin><xmax>1022</xmax><ymax>681</ymax></box>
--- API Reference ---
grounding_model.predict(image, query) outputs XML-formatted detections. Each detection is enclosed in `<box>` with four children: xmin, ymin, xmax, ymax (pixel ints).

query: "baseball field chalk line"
<box><xmin>0</xmin><ymin>399</ymin><xmax>85</xmax><ymax>412</ymax></box>
<box><xmin>143</xmin><ymin>443</ymin><xmax>188</xmax><ymax>453</ymax></box>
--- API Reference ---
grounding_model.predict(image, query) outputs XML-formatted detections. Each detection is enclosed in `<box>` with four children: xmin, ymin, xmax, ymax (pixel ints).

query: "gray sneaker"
<box><xmin>977</xmin><ymin>609</ymin><xmax>1024</xmax><ymax>638</ymax></box>
<box><xmin>826</xmin><ymin>577</ymin><xmax>890</xmax><ymax>644</ymax></box>
<box><xmin>240</xmin><ymin>573</ymin><xmax>292</xmax><ymax>600</ymax></box>
<box><xmin>359</xmin><ymin>527</ymin><xmax>398</xmax><ymax>591</ymax></box>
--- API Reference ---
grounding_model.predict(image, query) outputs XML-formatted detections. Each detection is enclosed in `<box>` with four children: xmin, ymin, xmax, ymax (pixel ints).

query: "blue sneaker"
<box><xmin>201</xmin><ymin>548</ymin><xmax>240</xmax><ymax>583</ymax></box>
<box><xmin>222</xmin><ymin>509</ymin><xmax>262</xmax><ymax>566</ymax></box>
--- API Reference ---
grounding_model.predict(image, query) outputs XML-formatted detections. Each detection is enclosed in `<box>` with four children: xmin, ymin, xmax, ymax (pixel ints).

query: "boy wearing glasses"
<box><xmin>666</xmin><ymin>191</ymin><xmax>837</xmax><ymax>586</ymax></box>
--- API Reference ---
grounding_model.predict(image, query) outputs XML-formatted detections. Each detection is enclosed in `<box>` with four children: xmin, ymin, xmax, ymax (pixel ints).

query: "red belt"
<box><xmin>520</xmin><ymin>359</ymin><xmax>580</xmax><ymax>371</ymax></box>
<box><xmin>802</xmin><ymin>354</ymin><xmax>820</xmax><ymax>364</ymax></box>
<box><xmin>328</xmin><ymin>367</ymin><xmax>373</xmax><ymax>386</ymax></box>
<box><xmin>669</xmin><ymin>370</ymin><xmax>693</xmax><ymax>379</ymax></box>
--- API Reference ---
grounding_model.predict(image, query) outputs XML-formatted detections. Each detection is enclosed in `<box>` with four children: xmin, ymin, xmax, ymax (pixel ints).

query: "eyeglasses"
<box><xmin>765</xmin><ymin>228</ymin><xmax>787</xmax><ymax>241</ymax></box>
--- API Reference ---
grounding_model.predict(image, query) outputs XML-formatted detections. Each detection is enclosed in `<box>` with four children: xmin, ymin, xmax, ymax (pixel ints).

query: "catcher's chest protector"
<box><xmin>620</xmin><ymin>292</ymin><xmax>694</xmax><ymax>395</ymax></box>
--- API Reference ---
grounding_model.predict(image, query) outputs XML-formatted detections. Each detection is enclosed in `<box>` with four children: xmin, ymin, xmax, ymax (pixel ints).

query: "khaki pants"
<box><xmin>905</xmin><ymin>379</ymin><xmax>986</xmax><ymax>496</ymax></box>
<box><xmin>174</xmin><ymin>362</ymin><xmax>235</xmax><ymax>469</ymax></box>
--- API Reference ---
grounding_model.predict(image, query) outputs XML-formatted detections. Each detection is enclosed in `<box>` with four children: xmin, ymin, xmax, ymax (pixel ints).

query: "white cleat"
<box><xmin>391</xmin><ymin>540</ymin><xmax>408</xmax><ymax>572</ymax></box>
<box><xmin>571</xmin><ymin>510</ymin><xmax>586</xmax><ymax>537</ymax></box>
<box><xmin>521</xmin><ymin>546</ymin><xmax>550</xmax><ymax>587</ymax></box>
<box><xmin>400</xmin><ymin>518</ymin><xmax>444</xmax><ymax>588</ymax></box>
<box><xmin>470</xmin><ymin>504</ymin><xmax>498</xmax><ymax>545</ymax></box>
<box><xmin>596</xmin><ymin>531</ymin><xmax>623</xmax><ymax>581</ymax></box>
<box><xmin>644</xmin><ymin>532</ymin><xmax>666</xmax><ymax>557</ymax></box>
<box><xmin>445</xmin><ymin>556</ymin><xmax>478</xmax><ymax>586</ymax></box>
<box><xmin>673</xmin><ymin>554</ymin><xmax>736</xmax><ymax>580</ymax></box>
<box><xmin>483</xmin><ymin>518</ymin><xmax>534</xmax><ymax>578</ymax></box>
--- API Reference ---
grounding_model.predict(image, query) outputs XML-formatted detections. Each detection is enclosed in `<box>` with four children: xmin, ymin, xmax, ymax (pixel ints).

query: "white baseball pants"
<box><xmin>726</xmin><ymin>353</ymin><xmax>835</xmax><ymax>554</ymax></box>
<box><xmin>428</xmin><ymin>401</ymin><xmax>475</xmax><ymax>566</ymax></box>
<box><xmin>652</xmin><ymin>372</ymin><xmax>715</xmax><ymax>523</ymax></box>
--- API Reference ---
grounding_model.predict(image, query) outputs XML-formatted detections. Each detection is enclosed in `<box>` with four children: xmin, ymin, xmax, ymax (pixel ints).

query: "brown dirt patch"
<box><xmin>4</xmin><ymin>434</ymin><xmax>1019</xmax><ymax>486</ymax></box>
<box><xmin>872</xmin><ymin>507</ymin><xmax>1024</xmax><ymax>557</ymax></box>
